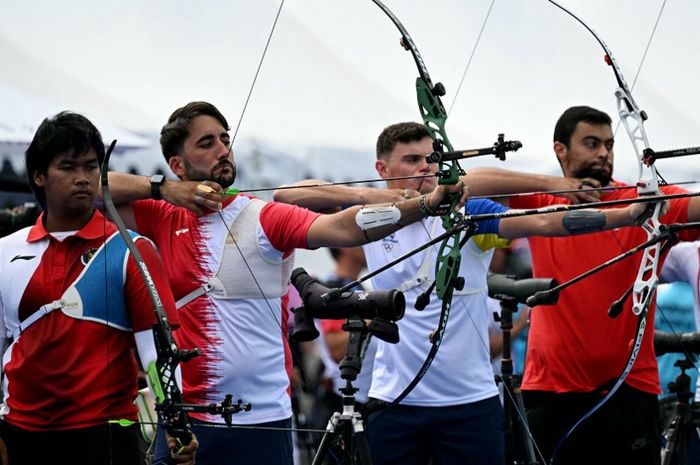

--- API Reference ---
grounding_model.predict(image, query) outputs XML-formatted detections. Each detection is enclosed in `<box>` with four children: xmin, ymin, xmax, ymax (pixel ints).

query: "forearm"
<box><xmin>512</xmin><ymin>309</ymin><xmax>529</xmax><ymax>337</ymax></box>
<box><xmin>687</xmin><ymin>196</ymin><xmax>700</xmax><ymax>223</ymax></box>
<box><xmin>325</xmin><ymin>332</ymin><xmax>348</xmax><ymax>364</ymax></box>
<box><xmin>465</xmin><ymin>167</ymin><xmax>603</xmax><ymax>204</ymax></box>
<box><xmin>307</xmin><ymin>195</ymin><xmax>431</xmax><ymax>248</ymax></box>
<box><xmin>274</xmin><ymin>179</ymin><xmax>414</xmax><ymax>212</ymax></box>
<box><xmin>489</xmin><ymin>335</ymin><xmax>503</xmax><ymax>358</ymax></box>
<box><xmin>501</xmin><ymin>206</ymin><xmax>638</xmax><ymax>238</ymax></box>
<box><xmin>273</xmin><ymin>180</ymin><xmax>367</xmax><ymax>211</ymax></box>
<box><xmin>465</xmin><ymin>167</ymin><xmax>564</xmax><ymax>196</ymax></box>
<box><xmin>135</xmin><ymin>329</ymin><xmax>183</xmax><ymax>391</ymax></box>
<box><xmin>105</xmin><ymin>172</ymin><xmax>152</xmax><ymax>205</ymax></box>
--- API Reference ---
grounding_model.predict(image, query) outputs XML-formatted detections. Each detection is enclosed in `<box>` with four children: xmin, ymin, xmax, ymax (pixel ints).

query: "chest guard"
<box><xmin>212</xmin><ymin>198</ymin><xmax>294</xmax><ymax>299</ymax></box>
<box><xmin>178</xmin><ymin>198</ymin><xmax>294</xmax><ymax>308</ymax></box>
<box><xmin>14</xmin><ymin>231</ymin><xmax>136</xmax><ymax>339</ymax></box>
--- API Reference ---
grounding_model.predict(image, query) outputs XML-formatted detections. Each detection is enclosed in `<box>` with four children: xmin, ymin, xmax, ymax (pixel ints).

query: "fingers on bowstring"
<box><xmin>194</xmin><ymin>184</ymin><xmax>223</xmax><ymax>212</ymax></box>
<box><xmin>574</xmin><ymin>180</ymin><xmax>602</xmax><ymax>204</ymax></box>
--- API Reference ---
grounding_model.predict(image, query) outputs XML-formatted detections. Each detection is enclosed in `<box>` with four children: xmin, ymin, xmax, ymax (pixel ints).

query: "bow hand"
<box><xmin>167</xmin><ymin>432</ymin><xmax>199</xmax><ymax>465</ymax></box>
<box><xmin>424</xmin><ymin>181</ymin><xmax>469</xmax><ymax>217</ymax></box>
<box><xmin>630</xmin><ymin>199</ymin><xmax>668</xmax><ymax>226</ymax></box>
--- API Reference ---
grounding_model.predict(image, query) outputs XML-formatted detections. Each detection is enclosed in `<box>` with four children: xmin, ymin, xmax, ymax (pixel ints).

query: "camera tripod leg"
<box><xmin>312</xmin><ymin>412</ymin><xmax>341</xmax><ymax>465</ymax></box>
<box><xmin>660</xmin><ymin>357</ymin><xmax>695</xmax><ymax>465</ymax></box>
<box><xmin>353</xmin><ymin>431</ymin><xmax>372</xmax><ymax>465</ymax></box>
<box><xmin>311</xmin><ymin>410</ymin><xmax>373</xmax><ymax>465</ymax></box>
<box><xmin>509</xmin><ymin>387</ymin><xmax>542</xmax><ymax>465</ymax></box>
<box><xmin>661</xmin><ymin>415</ymin><xmax>687</xmax><ymax>465</ymax></box>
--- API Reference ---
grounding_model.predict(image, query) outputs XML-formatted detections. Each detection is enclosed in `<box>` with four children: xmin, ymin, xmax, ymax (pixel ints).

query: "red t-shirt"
<box><xmin>511</xmin><ymin>181</ymin><xmax>698</xmax><ymax>394</ymax></box>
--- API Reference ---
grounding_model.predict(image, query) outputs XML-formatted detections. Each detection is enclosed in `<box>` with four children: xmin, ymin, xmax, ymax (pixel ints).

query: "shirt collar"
<box><xmin>27</xmin><ymin>210</ymin><xmax>107</xmax><ymax>242</ymax></box>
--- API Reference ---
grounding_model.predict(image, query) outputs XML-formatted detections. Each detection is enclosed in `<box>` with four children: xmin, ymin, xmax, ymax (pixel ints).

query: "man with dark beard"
<box><xmin>104</xmin><ymin>101</ymin><xmax>470</xmax><ymax>465</ymax></box>
<box><xmin>466</xmin><ymin>105</ymin><xmax>700</xmax><ymax>465</ymax></box>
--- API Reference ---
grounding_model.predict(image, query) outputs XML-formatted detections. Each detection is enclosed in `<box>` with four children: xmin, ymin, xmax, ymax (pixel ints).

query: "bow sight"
<box><xmin>427</xmin><ymin>133</ymin><xmax>523</xmax><ymax>164</ymax></box>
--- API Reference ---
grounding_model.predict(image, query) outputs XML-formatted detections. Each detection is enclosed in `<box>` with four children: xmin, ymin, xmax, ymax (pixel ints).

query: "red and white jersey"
<box><xmin>0</xmin><ymin>211</ymin><xmax>178</xmax><ymax>431</ymax></box>
<box><xmin>133</xmin><ymin>195</ymin><xmax>319</xmax><ymax>424</ymax></box>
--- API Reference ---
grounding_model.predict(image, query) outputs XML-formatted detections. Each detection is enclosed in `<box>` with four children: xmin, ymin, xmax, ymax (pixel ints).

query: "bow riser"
<box><xmin>416</xmin><ymin>79</ymin><xmax>453</xmax><ymax>153</ymax></box>
<box><xmin>614</xmin><ymin>87</ymin><xmax>664</xmax><ymax>316</ymax></box>
<box><xmin>100</xmin><ymin>141</ymin><xmax>195</xmax><ymax>446</ymax></box>
<box><xmin>615</xmin><ymin>90</ymin><xmax>659</xmax><ymax>193</ymax></box>
<box><xmin>370</xmin><ymin>0</ymin><xmax>475</xmax><ymax>406</ymax></box>
<box><xmin>434</xmin><ymin>236</ymin><xmax>462</xmax><ymax>300</ymax></box>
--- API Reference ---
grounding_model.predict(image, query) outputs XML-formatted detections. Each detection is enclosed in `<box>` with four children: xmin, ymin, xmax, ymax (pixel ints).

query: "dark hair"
<box><xmin>376</xmin><ymin>122</ymin><xmax>429</xmax><ymax>159</ymax></box>
<box><xmin>553</xmin><ymin>106</ymin><xmax>612</xmax><ymax>148</ymax></box>
<box><xmin>25</xmin><ymin>111</ymin><xmax>105</xmax><ymax>209</ymax></box>
<box><xmin>160</xmin><ymin>101</ymin><xmax>230</xmax><ymax>161</ymax></box>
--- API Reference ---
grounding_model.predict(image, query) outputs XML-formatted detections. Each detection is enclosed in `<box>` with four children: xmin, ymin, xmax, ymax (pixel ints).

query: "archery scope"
<box><xmin>488</xmin><ymin>273</ymin><xmax>559</xmax><ymax>305</ymax></box>
<box><xmin>654</xmin><ymin>330</ymin><xmax>700</xmax><ymax>356</ymax></box>
<box><xmin>290</xmin><ymin>268</ymin><xmax>405</xmax><ymax>343</ymax></box>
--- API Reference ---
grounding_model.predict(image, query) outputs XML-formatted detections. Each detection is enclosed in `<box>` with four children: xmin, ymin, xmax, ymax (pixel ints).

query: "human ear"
<box><xmin>553</xmin><ymin>141</ymin><xmax>568</xmax><ymax>165</ymax></box>
<box><xmin>375</xmin><ymin>159</ymin><xmax>387</xmax><ymax>177</ymax></box>
<box><xmin>168</xmin><ymin>156</ymin><xmax>185</xmax><ymax>179</ymax></box>
<box><xmin>33</xmin><ymin>171</ymin><xmax>46</xmax><ymax>187</ymax></box>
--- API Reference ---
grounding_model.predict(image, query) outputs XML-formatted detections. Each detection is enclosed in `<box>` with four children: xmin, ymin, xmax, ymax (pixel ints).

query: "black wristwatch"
<box><xmin>150</xmin><ymin>174</ymin><xmax>165</xmax><ymax>200</ymax></box>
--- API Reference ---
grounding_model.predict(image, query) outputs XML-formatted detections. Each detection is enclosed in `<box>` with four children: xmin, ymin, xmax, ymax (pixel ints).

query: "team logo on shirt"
<box><xmin>382</xmin><ymin>234</ymin><xmax>398</xmax><ymax>252</ymax></box>
<box><xmin>81</xmin><ymin>247</ymin><xmax>98</xmax><ymax>265</ymax></box>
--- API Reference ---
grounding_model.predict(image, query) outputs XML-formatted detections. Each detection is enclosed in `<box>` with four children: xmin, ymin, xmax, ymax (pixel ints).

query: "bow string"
<box><xmin>547</xmin><ymin>1</ymin><xmax>671</xmax><ymax>460</ymax></box>
<box><xmin>101</xmin><ymin>141</ymin><xmax>196</xmax><ymax>447</ymax></box>
<box><xmin>370</xmin><ymin>0</ymin><xmax>477</xmax><ymax>405</ymax></box>
<box><xmin>102</xmin><ymin>141</ymin><xmax>249</xmax><ymax>449</ymax></box>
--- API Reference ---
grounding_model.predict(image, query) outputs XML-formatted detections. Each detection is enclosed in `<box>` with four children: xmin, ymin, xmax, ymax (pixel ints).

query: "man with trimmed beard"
<box><xmin>467</xmin><ymin>105</ymin><xmax>700</xmax><ymax>464</ymax></box>
<box><xmin>105</xmin><ymin>101</ymin><xmax>470</xmax><ymax>465</ymax></box>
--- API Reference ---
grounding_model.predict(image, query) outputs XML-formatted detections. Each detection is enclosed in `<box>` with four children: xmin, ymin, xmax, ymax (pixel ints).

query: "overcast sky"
<box><xmin>2</xmin><ymin>0</ymin><xmax>699</xmax><ymax>185</ymax></box>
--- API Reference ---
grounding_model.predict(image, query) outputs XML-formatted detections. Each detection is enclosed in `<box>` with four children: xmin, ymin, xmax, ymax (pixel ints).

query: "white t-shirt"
<box><xmin>363</xmin><ymin>199</ymin><xmax>509</xmax><ymax>406</ymax></box>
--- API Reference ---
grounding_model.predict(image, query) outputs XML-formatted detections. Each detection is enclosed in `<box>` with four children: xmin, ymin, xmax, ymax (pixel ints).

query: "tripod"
<box><xmin>493</xmin><ymin>296</ymin><xmax>542</xmax><ymax>465</ymax></box>
<box><xmin>660</xmin><ymin>357</ymin><xmax>700</xmax><ymax>465</ymax></box>
<box><xmin>312</xmin><ymin>316</ymin><xmax>373</xmax><ymax>465</ymax></box>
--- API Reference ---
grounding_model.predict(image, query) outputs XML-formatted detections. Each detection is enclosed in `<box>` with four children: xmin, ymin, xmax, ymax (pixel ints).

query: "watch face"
<box><xmin>151</xmin><ymin>175</ymin><xmax>165</xmax><ymax>199</ymax></box>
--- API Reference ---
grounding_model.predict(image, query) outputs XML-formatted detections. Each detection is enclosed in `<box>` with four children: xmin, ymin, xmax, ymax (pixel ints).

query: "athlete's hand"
<box><xmin>160</xmin><ymin>180</ymin><xmax>225</xmax><ymax>216</ymax></box>
<box><xmin>167</xmin><ymin>433</ymin><xmax>198</xmax><ymax>465</ymax></box>
<box><xmin>559</xmin><ymin>177</ymin><xmax>602</xmax><ymax>204</ymax></box>
<box><xmin>425</xmin><ymin>180</ymin><xmax>469</xmax><ymax>214</ymax></box>
<box><xmin>629</xmin><ymin>200</ymin><xmax>669</xmax><ymax>226</ymax></box>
